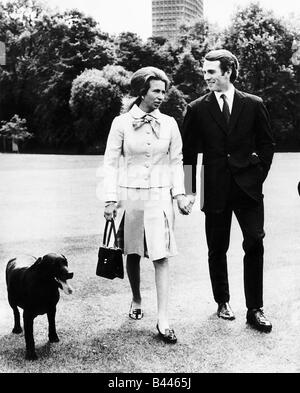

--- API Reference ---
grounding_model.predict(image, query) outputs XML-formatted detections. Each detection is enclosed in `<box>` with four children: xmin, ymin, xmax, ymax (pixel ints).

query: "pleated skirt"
<box><xmin>115</xmin><ymin>187</ymin><xmax>178</xmax><ymax>261</ymax></box>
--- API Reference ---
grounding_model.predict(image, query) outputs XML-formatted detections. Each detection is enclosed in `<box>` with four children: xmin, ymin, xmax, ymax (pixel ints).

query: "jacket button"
<box><xmin>146</xmin><ymin>153</ymin><xmax>150</xmax><ymax>157</ymax></box>
<box><xmin>145</xmin><ymin>163</ymin><xmax>150</xmax><ymax>168</ymax></box>
<box><xmin>227</xmin><ymin>154</ymin><xmax>231</xmax><ymax>158</ymax></box>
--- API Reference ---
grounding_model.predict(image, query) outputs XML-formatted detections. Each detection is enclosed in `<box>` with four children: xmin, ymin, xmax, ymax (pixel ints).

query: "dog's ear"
<box><xmin>34</xmin><ymin>255</ymin><xmax>56</xmax><ymax>277</ymax></box>
<box><xmin>34</xmin><ymin>257</ymin><xmax>43</xmax><ymax>266</ymax></box>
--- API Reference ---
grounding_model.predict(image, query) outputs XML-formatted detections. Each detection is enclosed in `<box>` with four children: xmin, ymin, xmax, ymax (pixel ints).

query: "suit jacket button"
<box><xmin>227</xmin><ymin>154</ymin><xmax>231</xmax><ymax>158</ymax></box>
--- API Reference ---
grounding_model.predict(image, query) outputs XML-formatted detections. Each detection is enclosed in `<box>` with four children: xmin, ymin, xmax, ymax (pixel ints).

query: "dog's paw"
<box><xmin>12</xmin><ymin>326</ymin><xmax>22</xmax><ymax>334</ymax></box>
<box><xmin>25</xmin><ymin>351</ymin><xmax>38</xmax><ymax>361</ymax></box>
<box><xmin>49</xmin><ymin>334</ymin><xmax>60</xmax><ymax>343</ymax></box>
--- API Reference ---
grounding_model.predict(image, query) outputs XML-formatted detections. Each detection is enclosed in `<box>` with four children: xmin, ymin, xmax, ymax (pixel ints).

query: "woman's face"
<box><xmin>139</xmin><ymin>79</ymin><xmax>166</xmax><ymax>112</ymax></box>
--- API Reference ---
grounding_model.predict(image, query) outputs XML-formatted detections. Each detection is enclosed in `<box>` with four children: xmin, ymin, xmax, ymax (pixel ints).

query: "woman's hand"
<box><xmin>104</xmin><ymin>202</ymin><xmax>117</xmax><ymax>221</ymax></box>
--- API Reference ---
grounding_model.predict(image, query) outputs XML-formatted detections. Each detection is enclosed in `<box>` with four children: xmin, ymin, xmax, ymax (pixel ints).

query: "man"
<box><xmin>182</xmin><ymin>49</ymin><xmax>275</xmax><ymax>332</ymax></box>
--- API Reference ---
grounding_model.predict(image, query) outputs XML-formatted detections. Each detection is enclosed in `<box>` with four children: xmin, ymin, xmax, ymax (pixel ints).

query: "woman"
<box><xmin>103</xmin><ymin>67</ymin><xmax>189</xmax><ymax>343</ymax></box>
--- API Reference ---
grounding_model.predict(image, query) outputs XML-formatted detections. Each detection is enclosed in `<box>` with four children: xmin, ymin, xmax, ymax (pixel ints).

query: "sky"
<box><xmin>42</xmin><ymin>0</ymin><xmax>299</xmax><ymax>39</ymax></box>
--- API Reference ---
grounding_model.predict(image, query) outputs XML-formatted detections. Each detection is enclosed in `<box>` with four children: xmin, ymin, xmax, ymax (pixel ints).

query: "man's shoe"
<box><xmin>217</xmin><ymin>302</ymin><xmax>235</xmax><ymax>320</ymax></box>
<box><xmin>246</xmin><ymin>309</ymin><xmax>272</xmax><ymax>333</ymax></box>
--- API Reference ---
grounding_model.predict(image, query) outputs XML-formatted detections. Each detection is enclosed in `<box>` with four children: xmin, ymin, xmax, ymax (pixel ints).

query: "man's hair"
<box><xmin>205</xmin><ymin>49</ymin><xmax>239</xmax><ymax>83</ymax></box>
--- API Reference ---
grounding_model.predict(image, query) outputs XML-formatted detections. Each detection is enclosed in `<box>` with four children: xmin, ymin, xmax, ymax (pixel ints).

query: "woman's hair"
<box><xmin>205</xmin><ymin>49</ymin><xmax>239</xmax><ymax>83</ymax></box>
<box><xmin>125</xmin><ymin>66</ymin><xmax>170</xmax><ymax>110</ymax></box>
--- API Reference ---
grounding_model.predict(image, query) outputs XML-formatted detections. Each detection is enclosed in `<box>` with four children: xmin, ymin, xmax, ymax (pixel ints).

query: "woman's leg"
<box><xmin>126</xmin><ymin>254</ymin><xmax>142</xmax><ymax>308</ymax></box>
<box><xmin>153</xmin><ymin>258</ymin><xmax>170</xmax><ymax>331</ymax></box>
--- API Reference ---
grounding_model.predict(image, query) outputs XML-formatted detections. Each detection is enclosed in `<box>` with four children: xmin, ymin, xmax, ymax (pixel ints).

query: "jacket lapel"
<box><xmin>228</xmin><ymin>89</ymin><xmax>245</xmax><ymax>133</ymax></box>
<box><xmin>204</xmin><ymin>89</ymin><xmax>246</xmax><ymax>135</ymax></box>
<box><xmin>204</xmin><ymin>92</ymin><xmax>228</xmax><ymax>134</ymax></box>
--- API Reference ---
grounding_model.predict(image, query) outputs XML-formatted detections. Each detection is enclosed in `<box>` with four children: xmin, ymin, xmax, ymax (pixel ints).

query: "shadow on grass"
<box><xmin>1</xmin><ymin>320</ymin><xmax>191</xmax><ymax>373</ymax></box>
<box><xmin>0</xmin><ymin>333</ymin><xmax>25</xmax><ymax>362</ymax></box>
<box><xmin>0</xmin><ymin>330</ymin><xmax>65</xmax><ymax>366</ymax></box>
<box><xmin>0</xmin><ymin>307</ymin><xmax>296</xmax><ymax>373</ymax></box>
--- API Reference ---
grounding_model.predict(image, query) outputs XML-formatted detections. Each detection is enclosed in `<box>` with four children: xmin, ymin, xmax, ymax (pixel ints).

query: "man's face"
<box><xmin>203</xmin><ymin>59</ymin><xmax>231</xmax><ymax>92</ymax></box>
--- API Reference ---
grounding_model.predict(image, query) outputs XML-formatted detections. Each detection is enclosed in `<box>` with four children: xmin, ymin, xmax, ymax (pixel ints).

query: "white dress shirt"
<box><xmin>214</xmin><ymin>84</ymin><xmax>235</xmax><ymax>114</ymax></box>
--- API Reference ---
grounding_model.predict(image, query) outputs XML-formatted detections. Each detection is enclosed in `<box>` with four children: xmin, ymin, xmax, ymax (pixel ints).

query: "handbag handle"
<box><xmin>103</xmin><ymin>219</ymin><xmax>118</xmax><ymax>248</ymax></box>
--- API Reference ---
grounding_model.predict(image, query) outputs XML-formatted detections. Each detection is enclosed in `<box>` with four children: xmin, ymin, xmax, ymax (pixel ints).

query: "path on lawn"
<box><xmin>0</xmin><ymin>153</ymin><xmax>299</xmax><ymax>373</ymax></box>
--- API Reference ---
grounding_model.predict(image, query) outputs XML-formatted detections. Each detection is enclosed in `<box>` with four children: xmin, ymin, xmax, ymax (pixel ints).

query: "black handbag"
<box><xmin>96</xmin><ymin>219</ymin><xmax>124</xmax><ymax>279</ymax></box>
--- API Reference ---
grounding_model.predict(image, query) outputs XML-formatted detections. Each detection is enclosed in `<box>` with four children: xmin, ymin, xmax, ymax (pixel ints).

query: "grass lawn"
<box><xmin>0</xmin><ymin>152</ymin><xmax>299</xmax><ymax>373</ymax></box>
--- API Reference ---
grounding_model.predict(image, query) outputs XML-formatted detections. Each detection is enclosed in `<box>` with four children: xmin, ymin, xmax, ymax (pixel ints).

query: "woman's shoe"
<box><xmin>156</xmin><ymin>324</ymin><xmax>177</xmax><ymax>344</ymax></box>
<box><xmin>129</xmin><ymin>303</ymin><xmax>144</xmax><ymax>320</ymax></box>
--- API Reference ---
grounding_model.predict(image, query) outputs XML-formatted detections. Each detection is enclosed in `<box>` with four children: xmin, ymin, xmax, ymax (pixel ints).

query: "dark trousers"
<box><xmin>205</xmin><ymin>179</ymin><xmax>265</xmax><ymax>310</ymax></box>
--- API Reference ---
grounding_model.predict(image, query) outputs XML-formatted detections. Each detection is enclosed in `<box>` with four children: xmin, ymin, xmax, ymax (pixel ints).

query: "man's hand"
<box><xmin>176</xmin><ymin>194</ymin><xmax>193</xmax><ymax>215</ymax></box>
<box><xmin>186</xmin><ymin>194</ymin><xmax>196</xmax><ymax>209</ymax></box>
<box><xmin>104</xmin><ymin>202</ymin><xmax>117</xmax><ymax>221</ymax></box>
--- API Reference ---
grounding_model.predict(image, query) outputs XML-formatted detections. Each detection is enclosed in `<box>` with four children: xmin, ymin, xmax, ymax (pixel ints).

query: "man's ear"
<box><xmin>226</xmin><ymin>68</ymin><xmax>232</xmax><ymax>78</ymax></box>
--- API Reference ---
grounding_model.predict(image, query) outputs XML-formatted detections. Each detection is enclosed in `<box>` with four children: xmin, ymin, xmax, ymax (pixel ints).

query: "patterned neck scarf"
<box><xmin>132</xmin><ymin>114</ymin><xmax>160</xmax><ymax>138</ymax></box>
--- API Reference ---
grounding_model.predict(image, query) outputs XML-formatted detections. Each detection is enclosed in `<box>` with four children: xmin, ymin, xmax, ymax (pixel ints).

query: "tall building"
<box><xmin>152</xmin><ymin>0</ymin><xmax>204</xmax><ymax>40</ymax></box>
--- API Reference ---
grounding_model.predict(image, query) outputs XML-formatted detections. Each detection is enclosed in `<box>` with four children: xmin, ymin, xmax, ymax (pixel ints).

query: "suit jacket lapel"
<box><xmin>205</xmin><ymin>92</ymin><xmax>228</xmax><ymax>134</ymax></box>
<box><xmin>228</xmin><ymin>89</ymin><xmax>245</xmax><ymax>133</ymax></box>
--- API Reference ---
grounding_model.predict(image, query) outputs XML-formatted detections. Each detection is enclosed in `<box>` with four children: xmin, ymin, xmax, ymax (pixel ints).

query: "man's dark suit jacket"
<box><xmin>182</xmin><ymin>89</ymin><xmax>276</xmax><ymax>212</ymax></box>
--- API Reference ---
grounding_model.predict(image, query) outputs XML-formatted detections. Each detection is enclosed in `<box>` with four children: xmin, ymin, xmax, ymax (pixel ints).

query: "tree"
<box><xmin>99</xmin><ymin>65</ymin><xmax>132</xmax><ymax>94</ymax></box>
<box><xmin>0</xmin><ymin>1</ymin><xmax>115</xmax><ymax>150</ymax></box>
<box><xmin>138</xmin><ymin>37</ymin><xmax>178</xmax><ymax>76</ymax></box>
<box><xmin>173</xmin><ymin>51</ymin><xmax>204</xmax><ymax>102</ymax></box>
<box><xmin>32</xmin><ymin>9</ymin><xmax>115</xmax><ymax>149</ymax></box>
<box><xmin>224</xmin><ymin>3</ymin><xmax>294</xmax><ymax>90</ymax></box>
<box><xmin>114</xmin><ymin>32</ymin><xmax>177</xmax><ymax>76</ymax></box>
<box><xmin>172</xmin><ymin>19</ymin><xmax>222</xmax><ymax>102</ymax></box>
<box><xmin>69</xmin><ymin>68</ymin><xmax>125</xmax><ymax>152</ymax></box>
<box><xmin>0</xmin><ymin>114</ymin><xmax>33</xmax><ymax>151</ymax></box>
<box><xmin>224</xmin><ymin>2</ymin><xmax>300</xmax><ymax>150</ymax></box>
<box><xmin>0</xmin><ymin>0</ymin><xmax>50</xmax><ymax>123</ymax></box>
<box><xmin>0</xmin><ymin>114</ymin><xmax>32</xmax><ymax>139</ymax></box>
<box><xmin>1</xmin><ymin>0</ymin><xmax>299</xmax><ymax>153</ymax></box>
<box><xmin>160</xmin><ymin>86</ymin><xmax>187</xmax><ymax>128</ymax></box>
<box><xmin>177</xmin><ymin>19</ymin><xmax>212</xmax><ymax>51</ymax></box>
<box><xmin>114</xmin><ymin>32</ymin><xmax>145</xmax><ymax>72</ymax></box>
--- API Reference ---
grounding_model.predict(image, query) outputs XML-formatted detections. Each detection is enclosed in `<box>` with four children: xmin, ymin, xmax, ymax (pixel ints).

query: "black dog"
<box><xmin>6</xmin><ymin>253</ymin><xmax>74</xmax><ymax>360</ymax></box>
